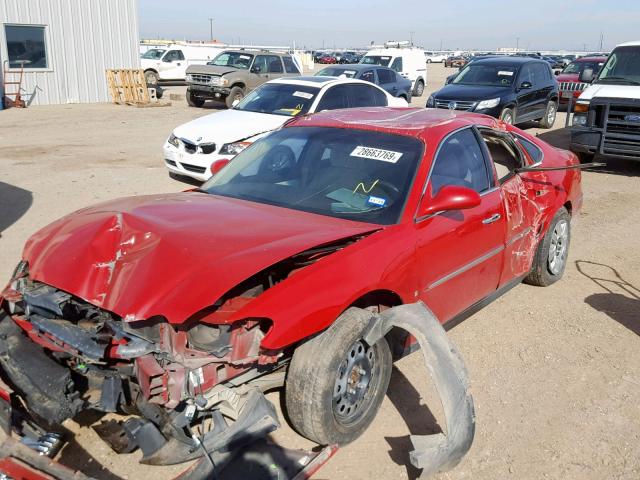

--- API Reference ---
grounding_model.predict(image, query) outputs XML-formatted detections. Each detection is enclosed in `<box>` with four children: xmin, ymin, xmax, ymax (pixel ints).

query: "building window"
<box><xmin>5</xmin><ymin>24</ymin><xmax>48</xmax><ymax>69</ymax></box>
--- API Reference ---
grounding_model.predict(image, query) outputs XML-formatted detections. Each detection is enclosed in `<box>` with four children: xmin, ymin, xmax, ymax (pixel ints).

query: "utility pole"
<box><xmin>599</xmin><ymin>31</ymin><xmax>604</xmax><ymax>51</ymax></box>
<box><xmin>516</xmin><ymin>37</ymin><xmax>520</xmax><ymax>51</ymax></box>
<box><xmin>583</xmin><ymin>42</ymin><xmax>587</xmax><ymax>52</ymax></box>
<box><xmin>208</xmin><ymin>18</ymin><xmax>213</xmax><ymax>41</ymax></box>
<box><xmin>440</xmin><ymin>38</ymin><xmax>443</xmax><ymax>51</ymax></box>
<box><xmin>410</xmin><ymin>31</ymin><xmax>415</xmax><ymax>46</ymax></box>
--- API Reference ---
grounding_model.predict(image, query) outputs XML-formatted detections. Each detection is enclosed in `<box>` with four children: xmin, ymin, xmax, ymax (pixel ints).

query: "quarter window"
<box><xmin>282</xmin><ymin>56</ymin><xmax>300</xmax><ymax>74</ymax></box>
<box><xmin>5</xmin><ymin>24</ymin><xmax>48</xmax><ymax>69</ymax></box>
<box><xmin>479</xmin><ymin>131</ymin><xmax>524</xmax><ymax>182</ymax></box>
<box><xmin>515</xmin><ymin>136</ymin><xmax>543</xmax><ymax>164</ymax></box>
<box><xmin>430</xmin><ymin>129</ymin><xmax>491</xmax><ymax>195</ymax></box>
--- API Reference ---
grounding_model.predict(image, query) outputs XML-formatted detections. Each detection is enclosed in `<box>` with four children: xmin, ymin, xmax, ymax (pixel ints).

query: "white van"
<box><xmin>360</xmin><ymin>44</ymin><xmax>427</xmax><ymax>96</ymax></box>
<box><xmin>141</xmin><ymin>45</ymin><xmax>224</xmax><ymax>84</ymax></box>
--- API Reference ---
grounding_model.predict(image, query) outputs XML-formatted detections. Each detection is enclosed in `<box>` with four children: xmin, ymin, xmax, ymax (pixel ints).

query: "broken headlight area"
<box><xmin>0</xmin><ymin>277</ymin><xmax>283</xmax><ymax>465</ymax></box>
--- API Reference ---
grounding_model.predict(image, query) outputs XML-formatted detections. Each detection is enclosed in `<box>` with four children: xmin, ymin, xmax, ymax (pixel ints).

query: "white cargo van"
<box><xmin>141</xmin><ymin>45</ymin><xmax>224</xmax><ymax>85</ymax></box>
<box><xmin>570</xmin><ymin>40</ymin><xmax>640</xmax><ymax>162</ymax></box>
<box><xmin>360</xmin><ymin>43</ymin><xmax>427</xmax><ymax>96</ymax></box>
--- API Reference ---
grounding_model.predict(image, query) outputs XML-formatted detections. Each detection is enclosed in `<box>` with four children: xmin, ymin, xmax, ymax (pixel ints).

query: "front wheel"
<box><xmin>525</xmin><ymin>207</ymin><xmax>571</xmax><ymax>287</ymax></box>
<box><xmin>186</xmin><ymin>89</ymin><xmax>205</xmax><ymax>108</ymax></box>
<box><xmin>538</xmin><ymin>100</ymin><xmax>557</xmax><ymax>129</ymax></box>
<box><xmin>285</xmin><ymin>308</ymin><xmax>392</xmax><ymax>445</ymax></box>
<box><xmin>225</xmin><ymin>86</ymin><xmax>245</xmax><ymax>108</ymax></box>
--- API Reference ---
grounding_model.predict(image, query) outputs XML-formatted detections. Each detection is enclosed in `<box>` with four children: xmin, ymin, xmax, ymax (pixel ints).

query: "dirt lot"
<box><xmin>0</xmin><ymin>63</ymin><xmax>639</xmax><ymax>480</ymax></box>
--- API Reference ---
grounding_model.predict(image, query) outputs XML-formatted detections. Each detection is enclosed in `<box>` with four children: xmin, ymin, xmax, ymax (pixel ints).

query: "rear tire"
<box><xmin>525</xmin><ymin>207</ymin><xmax>571</xmax><ymax>287</ymax></box>
<box><xmin>285</xmin><ymin>308</ymin><xmax>392</xmax><ymax>445</ymax></box>
<box><xmin>413</xmin><ymin>79</ymin><xmax>425</xmax><ymax>97</ymax></box>
<box><xmin>538</xmin><ymin>100</ymin><xmax>558</xmax><ymax>129</ymax></box>
<box><xmin>225</xmin><ymin>86</ymin><xmax>245</xmax><ymax>108</ymax></box>
<box><xmin>186</xmin><ymin>89</ymin><xmax>205</xmax><ymax>108</ymax></box>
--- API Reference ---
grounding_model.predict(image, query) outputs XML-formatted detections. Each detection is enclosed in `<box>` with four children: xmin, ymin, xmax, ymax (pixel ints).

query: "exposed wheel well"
<box><xmin>563</xmin><ymin>200</ymin><xmax>572</xmax><ymax>216</ymax></box>
<box><xmin>231</xmin><ymin>83</ymin><xmax>246</xmax><ymax>90</ymax></box>
<box><xmin>350</xmin><ymin>290</ymin><xmax>404</xmax><ymax>312</ymax></box>
<box><xmin>144</xmin><ymin>68</ymin><xmax>158</xmax><ymax>74</ymax></box>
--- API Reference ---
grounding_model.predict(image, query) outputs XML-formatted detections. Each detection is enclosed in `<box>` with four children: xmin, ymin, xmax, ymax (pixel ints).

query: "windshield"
<box><xmin>316</xmin><ymin>67</ymin><xmax>357</xmax><ymax>78</ymax></box>
<box><xmin>563</xmin><ymin>60</ymin><xmax>604</xmax><ymax>75</ymax></box>
<box><xmin>360</xmin><ymin>55</ymin><xmax>392</xmax><ymax>67</ymax></box>
<box><xmin>201</xmin><ymin>127</ymin><xmax>423</xmax><ymax>225</ymax></box>
<box><xmin>597</xmin><ymin>47</ymin><xmax>640</xmax><ymax>85</ymax></box>
<box><xmin>452</xmin><ymin>64</ymin><xmax>517</xmax><ymax>86</ymax></box>
<box><xmin>141</xmin><ymin>49</ymin><xmax>166</xmax><ymax>59</ymax></box>
<box><xmin>209</xmin><ymin>52</ymin><xmax>254</xmax><ymax>69</ymax></box>
<box><xmin>234</xmin><ymin>84</ymin><xmax>319</xmax><ymax>116</ymax></box>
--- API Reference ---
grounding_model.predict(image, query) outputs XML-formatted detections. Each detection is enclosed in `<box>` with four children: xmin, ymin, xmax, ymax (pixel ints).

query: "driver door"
<box><xmin>415</xmin><ymin>127</ymin><xmax>506</xmax><ymax>323</ymax></box>
<box><xmin>160</xmin><ymin>50</ymin><xmax>186</xmax><ymax>80</ymax></box>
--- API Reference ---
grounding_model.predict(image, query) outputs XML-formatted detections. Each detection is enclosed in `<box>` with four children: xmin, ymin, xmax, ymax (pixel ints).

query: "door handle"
<box><xmin>482</xmin><ymin>213</ymin><xmax>501</xmax><ymax>224</ymax></box>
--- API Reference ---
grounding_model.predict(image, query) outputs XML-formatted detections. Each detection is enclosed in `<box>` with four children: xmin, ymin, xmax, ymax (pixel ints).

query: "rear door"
<box><xmin>375</xmin><ymin>68</ymin><xmax>397</xmax><ymax>95</ymax></box>
<box><xmin>415</xmin><ymin>127</ymin><xmax>506</xmax><ymax>322</ymax></box>
<box><xmin>532</xmin><ymin>62</ymin><xmax>554</xmax><ymax>113</ymax></box>
<box><xmin>282</xmin><ymin>55</ymin><xmax>302</xmax><ymax>78</ymax></box>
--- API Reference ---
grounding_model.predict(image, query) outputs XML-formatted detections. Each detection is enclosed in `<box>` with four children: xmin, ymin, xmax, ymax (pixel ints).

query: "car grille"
<box><xmin>165</xmin><ymin>159</ymin><xmax>177</xmax><ymax>167</ymax></box>
<box><xmin>182</xmin><ymin>140</ymin><xmax>198</xmax><ymax>154</ymax></box>
<box><xmin>180</xmin><ymin>163</ymin><xmax>207</xmax><ymax>174</ymax></box>
<box><xmin>189</xmin><ymin>74</ymin><xmax>218</xmax><ymax>85</ymax></box>
<box><xmin>435</xmin><ymin>99</ymin><xmax>476</xmax><ymax>111</ymax></box>
<box><xmin>601</xmin><ymin>102</ymin><xmax>640</xmax><ymax>157</ymax></box>
<box><xmin>559</xmin><ymin>82</ymin><xmax>587</xmax><ymax>93</ymax></box>
<box><xmin>200</xmin><ymin>143</ymin><xmax>217</xmax><ymax>154</ymax></box>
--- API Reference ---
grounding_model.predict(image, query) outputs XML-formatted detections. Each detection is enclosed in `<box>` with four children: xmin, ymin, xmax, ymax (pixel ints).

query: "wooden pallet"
<box><xmin>106</xmin><ymin>69</ymin><xmax>150</xmax><ymax>105</ymax></box>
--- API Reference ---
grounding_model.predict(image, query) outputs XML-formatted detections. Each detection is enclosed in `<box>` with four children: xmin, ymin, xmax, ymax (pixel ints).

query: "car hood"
<box><xmin>434</xmin><ymin>85</ymin><xmax>509</xmax><ymax>101</ymax></box>
<box><xmin>578</xmin><ymin>83</ymin><xmax>640</xmax><ymax>101</ymax></box>
<box><xmin>556</xmin><ymin>73</ymin><xmax>579</xmax><ymax>83</ymax></box>
<box><xmin>186</xmin><ymin>64</ymin><xmax>242</xmax><ymax>76</ymax></box>
<box><xmin>173</xmin><ymin>109</ymin><xmax>288</xmax><ymax>144</ymax></box>
<box><xmin>22</xmin><ymin>192</ymin><xmax>377</xmax><ymax>323</ymax></box>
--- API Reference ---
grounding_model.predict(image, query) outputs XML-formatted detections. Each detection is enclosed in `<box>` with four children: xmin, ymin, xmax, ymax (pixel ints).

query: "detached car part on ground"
<box><xmin>0</xmin><ymin>108</ymin><xmax>589</xmax><ymax>477</ymax></box>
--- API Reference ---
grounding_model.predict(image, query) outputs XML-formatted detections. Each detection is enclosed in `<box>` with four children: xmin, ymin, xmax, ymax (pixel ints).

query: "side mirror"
<box><xmin>417</xmin><ymin>185</ymin><xmax>481</xmax><ymax>218</ymax></box>
<box><xmin>579</xmin><ymin>68</ymin><xmax>595</xmax><ymax>83</ymax></box>
<box><xmin>554</xmin><ymin>70</ymin><xmax>560</xmax><ymax>76</ymax></box>
<box><xmin>519</xmin><ymin>81</ymin><xmax>533</xmax><ymax>90</ymax></box>
<box><xmin>445</xmin><ymin>74</ymin><xmax>456</xmax><ymax>85</ymax></box>
<box><xmin>251</xmin><ymin>65</ymin><xmax>261</xmax><ymax>74</ymax></box>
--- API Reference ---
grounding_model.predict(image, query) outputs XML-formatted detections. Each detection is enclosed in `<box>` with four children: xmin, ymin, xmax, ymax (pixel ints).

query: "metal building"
<box><xmin>0</xmin><ymin>0</ymin><xmax>139</xmax><ymax>105</ymax></box>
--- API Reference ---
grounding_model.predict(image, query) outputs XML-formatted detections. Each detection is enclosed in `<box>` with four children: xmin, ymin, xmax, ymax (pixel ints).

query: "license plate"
<box><xmin>561</xmin><ymin>91</ymin><xmax>574</xmax><ymax>99</ymax></box>
<box><xmin>191</xmin><ymin>84</ymin><xmax>211</xmax><ymax>92</ymax></box>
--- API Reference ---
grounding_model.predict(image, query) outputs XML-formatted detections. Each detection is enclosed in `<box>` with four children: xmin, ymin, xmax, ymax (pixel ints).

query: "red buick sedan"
<box><xmin>1</xmin><ymin>108</ymin><xmax>583</xmax><ymax>468</ymax></box>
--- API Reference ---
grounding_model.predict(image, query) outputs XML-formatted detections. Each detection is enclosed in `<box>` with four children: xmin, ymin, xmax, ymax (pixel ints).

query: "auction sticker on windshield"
<box><xmin>293</xmin><ymin>91</ymin><xmax>314</xmax><ymax>99</ymax></box>
<box><xmin>498</xmin><ymin>70</ymin><xmax>514</xmax><ymax>76</ymax></box>
<box><xmin>351</xmin><ymin>146</ymin><xmax>403</xmax><ymax>163</ymax></box>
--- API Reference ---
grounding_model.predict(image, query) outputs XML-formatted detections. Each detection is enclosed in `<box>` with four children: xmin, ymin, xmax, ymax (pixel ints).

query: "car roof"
<box><xmin>286</xmin><ymin>107</ymin><xmax>498</xmax><ymax>140</ymax></box>
<box><xmin>617</xmin><ymin>40</ymin><xmax>640</xmax><ymax>47</ymax></box>
<box><xmin>269</xmin><ymin>76</ymin><xmax>374</xmax><ymax>88</ymax></box>
<box><xmin>220</xmin><ymin>49</ymin><xmax>287</xmax><ymax>56</ymax></box>
<box><xmin>470</xmin><ymin>56</ymin><xmax>544</xmax><ymax>66</ymax></box>
<box><xmin>317</xmin><ymin>64</ymin><xmax>392</xmax><ymax>71</ymax></box>
<box><xmin>575</xmin><ymin>56</ymin><xmax>607</xmax><ymax>62</ymax></box>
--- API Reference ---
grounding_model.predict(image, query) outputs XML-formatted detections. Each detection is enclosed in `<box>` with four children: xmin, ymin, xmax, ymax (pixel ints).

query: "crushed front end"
<box><xmin>0</xmin><ymin>262</ymin><xmax>283</xmax><ymax>466</ymax></box>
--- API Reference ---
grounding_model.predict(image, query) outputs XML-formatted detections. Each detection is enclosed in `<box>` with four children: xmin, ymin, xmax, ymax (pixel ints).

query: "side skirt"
<box><xmin>443</xmin><ymin>274</ymin><xmax>528</xmax><ymax>332</ymax></box>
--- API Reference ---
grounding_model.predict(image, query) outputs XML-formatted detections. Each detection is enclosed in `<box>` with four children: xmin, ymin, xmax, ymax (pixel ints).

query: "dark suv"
<box><xmin>427</xmin><ymin>57</ymin><xmax>559</xmax><ymax>128</ymax></box>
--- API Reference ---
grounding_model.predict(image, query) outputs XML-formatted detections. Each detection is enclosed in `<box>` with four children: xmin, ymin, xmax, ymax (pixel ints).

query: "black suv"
<box><xmin>427</xmin><ymin>57</ymin><xmax>559</xmax><ymax>128</ymax></box>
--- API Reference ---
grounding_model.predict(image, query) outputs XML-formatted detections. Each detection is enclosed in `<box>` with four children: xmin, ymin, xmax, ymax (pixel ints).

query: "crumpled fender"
<box><xmin>363</xmin><ymin>302</ymin><xmax>475</xmax><ymax>477</ymax></box>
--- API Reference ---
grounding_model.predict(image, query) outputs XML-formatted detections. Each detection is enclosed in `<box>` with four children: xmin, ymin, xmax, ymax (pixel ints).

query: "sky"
<box><xmin>138</xmin><ymin>0</ymin><xmax>639</xmax><ymax>51</ymax></box>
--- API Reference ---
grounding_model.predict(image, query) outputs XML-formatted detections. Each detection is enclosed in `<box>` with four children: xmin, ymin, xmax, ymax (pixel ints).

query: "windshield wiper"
<box><xmin>597</xmin><ymin>76</ymin><xmax>640</xmax><ymax>85</ymax></box>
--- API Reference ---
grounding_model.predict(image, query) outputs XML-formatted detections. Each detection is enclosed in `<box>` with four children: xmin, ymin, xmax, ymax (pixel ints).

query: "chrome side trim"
<box><xmin>426</xmin><ymin>245</ymin><xmax>505</xmax><ymax>291</ymax></box>
<box><xmin>506</xmin><ymin>227</ymin><xmax>532</xmax><ymax>247</ymax></box>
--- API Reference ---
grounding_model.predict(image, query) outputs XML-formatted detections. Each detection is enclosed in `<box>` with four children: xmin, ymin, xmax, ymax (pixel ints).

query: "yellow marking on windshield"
<box><xmin>353</xmin><ymin>179</ymin><xmax>380</xmax><ymax>194</ymax></box>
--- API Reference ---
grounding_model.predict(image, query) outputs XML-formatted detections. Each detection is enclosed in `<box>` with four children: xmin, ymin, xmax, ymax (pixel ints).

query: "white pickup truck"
<box><xmin>141</xmin><ymin>45</ymin><xmax>223</xmax><ymax>85</ymax></box>
<box><xmin>571</xmin><ymin>41</ymin><xmax>640</xmax><ymax>162</ymax></box>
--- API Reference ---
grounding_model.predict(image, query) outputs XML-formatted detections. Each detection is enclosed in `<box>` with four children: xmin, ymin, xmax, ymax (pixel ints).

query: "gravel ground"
<box><xmin>0</xmin><ymin>63</ymin><xmax>638</xmax><ymax>480</ymax></box>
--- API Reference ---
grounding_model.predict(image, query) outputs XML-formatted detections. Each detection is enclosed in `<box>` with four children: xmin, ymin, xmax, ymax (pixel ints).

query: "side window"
<box><xmin>282</xmin><ymin>56</ymin><xmax>300</xmax><ymax>74</ymax></box>
<box><xmin>316</xmin><ymin>84</ymin><xmax>350</xmax><ymax>110</ymax></box>
<box><xmin>430</xmin><ymin>129</ymin><xmax>491</xmax><ymax>196</ymax></box>
<box><xmin>532</xmin><ymin>63</ymin><xmax>548</xmax><ymax>84</ymax></box>
<box><xmin>515</xmin><ymin>136</ymin><xmax>543</xmax><ymax>164</ymax></box>
<box><xmin>348</xmin><ymin>84</ymin><xmax>387</xmax><ymax>107</ymax></box>
<box><xmin>265</xmin><ymin>55</ymin><xmax>284</xmax><ymax>73</ymax></box>
<box><xmin>164</xmin><ymin>50</ymin><xmax>184</xmax><ymax>62</ymax></box>
<box><xmin>252</xmin><ymin>55</ymin><xmax>270</xmax><ymax>72</ymax></box>
<box><xmin>479</xmin><ymin>131</ymin><xmax>524</xmax><ymax>182</ymax></box>
<box><xmin>519</xmin><ymin>64</ymin><xmax>534</xmax><ymax>85</ymax></box>
<box><xmin>376</xmin><ymin>68</ymin><xmax>395</xmax><ymax>84</ymax></box>
<box><xmin>390</xmin><ymin>57</ymin><xmax>403</xmax><ymax>72</ymax></box>
<box><xmin>360</xmin><ymin>70</ymin><xmax>375</xmax><ymax>83</ymax></box>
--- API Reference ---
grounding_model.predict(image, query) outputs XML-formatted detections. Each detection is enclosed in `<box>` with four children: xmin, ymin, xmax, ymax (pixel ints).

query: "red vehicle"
<box><xmin>0</xmin><ymin>108</ymin><xmax>583</xmax><ymax>470</ymax></box>
<box><xmin>556</xmin><ymin>56</ymin><xmax>606</xmax><ymax>103</ymax></box>
<box><xmin>318</xmin><ymin>54</ymin><xmax>338</xmax><ymax>64</ymax></box>
<box><xmin>445</xmin><ymin>56</ymin><xmax>468</xmax><ymax>68</ymax></box>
